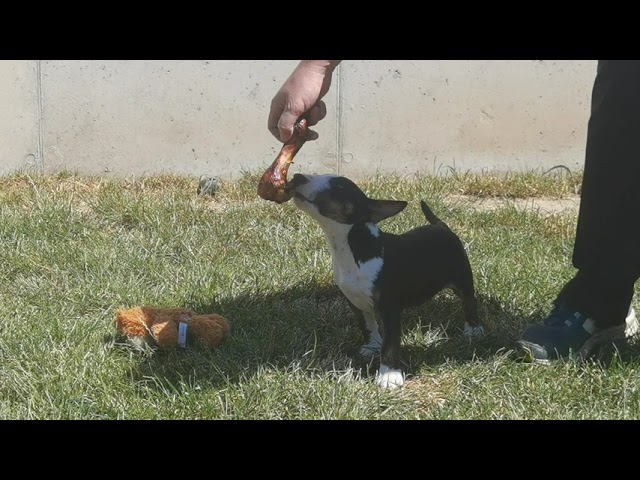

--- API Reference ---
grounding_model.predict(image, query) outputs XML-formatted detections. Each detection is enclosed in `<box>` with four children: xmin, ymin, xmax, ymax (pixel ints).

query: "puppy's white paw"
<box><xmin>463</xmin><ymin>323</ymin><xmax>484</xmax><ymax>338</ymax></box>
<box><xmin>377</xmin><ymin>364</ymin><xmax>404</xmax><ymax>390</ymax></box>
<box><xmin>359</xmin><ymin>339</ymin><xmax>381</xmax><ymax>360</ymax></box>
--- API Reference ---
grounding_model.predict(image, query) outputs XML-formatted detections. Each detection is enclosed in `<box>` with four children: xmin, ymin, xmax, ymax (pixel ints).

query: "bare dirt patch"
<box><xmin>449</xmin><ymin>194</ymin><xmax>580</xmax><ymax>216</ymax></box>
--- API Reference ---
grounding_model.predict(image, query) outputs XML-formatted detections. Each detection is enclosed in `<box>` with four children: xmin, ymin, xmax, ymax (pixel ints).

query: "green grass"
<box><xmin>0</xmin><ymin>169</ymin><xmax>638</xmax><ymax>419</ymax></box>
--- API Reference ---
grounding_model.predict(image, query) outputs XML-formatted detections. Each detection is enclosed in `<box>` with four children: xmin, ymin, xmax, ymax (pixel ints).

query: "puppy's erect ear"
<box><xmin>368</xmin><ymin>199</ymin><xmax>408</xmax><ymax>223</ymax></box>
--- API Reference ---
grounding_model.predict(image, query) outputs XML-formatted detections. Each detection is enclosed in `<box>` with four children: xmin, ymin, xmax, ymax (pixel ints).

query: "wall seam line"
<box><xmin>335</xmin><ymin>63</ymin><xmax>343</xmax><ymax>175</ymax></box>
<box><xmin>36</xmin><ymin>60</ymin><xmax>44</xmax><ymax>171</ymax></box>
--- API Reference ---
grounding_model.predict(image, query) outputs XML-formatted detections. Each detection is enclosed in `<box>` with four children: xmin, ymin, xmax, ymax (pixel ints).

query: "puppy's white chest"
<box><xmin>330</xmin><ymin>242</ymin><xmax>383</xmax><ymax>313</ymax></box>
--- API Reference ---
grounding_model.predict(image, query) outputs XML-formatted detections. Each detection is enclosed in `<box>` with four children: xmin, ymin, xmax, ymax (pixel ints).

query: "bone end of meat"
<box><xmin>256</xmin><ymin>160</ymin><xmax>293</xmax><ymax>204</ymax></box>
<box><xmin>257</xmin><ymin>118</ymin><xmax>309</xmax><ymax>203</ymax></box>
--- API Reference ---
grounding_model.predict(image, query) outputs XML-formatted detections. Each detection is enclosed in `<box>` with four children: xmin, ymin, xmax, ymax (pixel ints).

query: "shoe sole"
<box><xmin>516</xmin><ymin>340</ymin><xmax>553</xmax><ymax>364</ymax></box>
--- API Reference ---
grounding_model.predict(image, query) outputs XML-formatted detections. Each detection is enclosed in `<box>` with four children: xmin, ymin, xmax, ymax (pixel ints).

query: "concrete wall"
<box><xmin>0</xmin><ymin>60</ymin><xmax>596</xmax><ymax>180</ymax></box>
<box><xmin>0</xmin><ymin>61</ymin><xmax>40</xmax><ymax>173</ymax></box>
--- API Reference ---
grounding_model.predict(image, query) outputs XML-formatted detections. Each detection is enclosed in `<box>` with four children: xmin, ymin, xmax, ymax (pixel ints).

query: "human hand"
<box><xmin>268</xmin><ymin>60</ymin><xmax>341</xmax><ymax>143</ymax></box>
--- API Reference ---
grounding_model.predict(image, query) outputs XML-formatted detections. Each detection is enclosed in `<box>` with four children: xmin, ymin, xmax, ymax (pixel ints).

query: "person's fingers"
<box><xmin>269</xmin><ymin>109</ymin><xmax>320</xmax><ymax>142</ymax></box>
<box><xmin>268</xmin><ymin>122</ymin><xmax>282</xmax><ymax>141</ymax></box>
<box><xmin>268</xmin><ymin>95</ymin><xmax>287</xmax><ymax>141</ymax></box>
<box><xmin>276</xmin><ymin>108</ymin><xmax>301</xmax><ymax>143</ymax></box>
<box><xmin>306</xmin><ymin>101</ymin><xmax>327</xmax><ymax>126</ymax></box>
<box><xmin>306</xmin><ymin>128</ymin><xmax>319</xmax><ymax>141</ymax></box>
<box><xmin>268</xmin><ymin>96</ymin><xmax>324</xmax><ymax>142</ymax></box>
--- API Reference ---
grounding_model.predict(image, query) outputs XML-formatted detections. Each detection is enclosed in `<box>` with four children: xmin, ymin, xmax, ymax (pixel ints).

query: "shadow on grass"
<box><xmin>108</xmin><ymin>281</ymin><xmax>543</xmax><ymax>394</ymax></box>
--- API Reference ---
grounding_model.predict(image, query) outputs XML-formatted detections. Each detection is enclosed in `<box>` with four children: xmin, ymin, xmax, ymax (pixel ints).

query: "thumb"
<box><xmin>277</xmin><ymin>109</ymin><xmax>303</xmax><ymax>143</ymax></box>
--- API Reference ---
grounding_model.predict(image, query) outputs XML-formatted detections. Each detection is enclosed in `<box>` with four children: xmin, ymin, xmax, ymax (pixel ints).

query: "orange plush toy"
<box><xmin>114</xmin><ymin>306</ymin><xmax>230</xmax><ymax>350</ymax></box>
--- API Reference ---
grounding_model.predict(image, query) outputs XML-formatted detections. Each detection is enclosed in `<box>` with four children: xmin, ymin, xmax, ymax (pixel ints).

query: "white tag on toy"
<box><xmin>178</xmin><ymin>314</ymin><xmax>191</xmax><ymax>348</ymax></box>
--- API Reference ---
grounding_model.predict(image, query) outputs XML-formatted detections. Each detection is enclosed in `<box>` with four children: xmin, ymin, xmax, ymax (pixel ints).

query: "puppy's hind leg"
<box><xmin>461</xmin><ymin>293</ymin><xmax>484</xmax><ymax>338</ymax></box>
<box><xmin>450</xmin><ymin>271</ymin><xmax>483</xmax><ymax>338</ymax></box>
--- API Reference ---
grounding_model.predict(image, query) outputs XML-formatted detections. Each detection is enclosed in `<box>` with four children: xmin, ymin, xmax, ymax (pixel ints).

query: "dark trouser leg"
<box><xmin>559</xmin><ymin>60</ymin><xmax>640</xmax><ymax>328</ymax></box>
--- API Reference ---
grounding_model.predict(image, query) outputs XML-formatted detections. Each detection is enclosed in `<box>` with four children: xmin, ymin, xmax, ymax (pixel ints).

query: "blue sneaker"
<box><xmin>518</xmin><ymin>302</ymin><xmax>598</xmax><ymax>361</ymax></box>
<box><xmin>519</xmin><ymin>302</ymin><xmax>639</xmax><ymax>361</ymax></box>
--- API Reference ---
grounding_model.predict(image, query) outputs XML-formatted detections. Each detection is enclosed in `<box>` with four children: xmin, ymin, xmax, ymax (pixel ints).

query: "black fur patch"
<box><xmin>314</xmin><ymin>195</ymin><xmax>352</xmax><ymax>223</ymax></box>
<box><xmin>313</xmin><ymin>177</ymin><xmax>370</xmax><ymax>224</ymax></box>
<box><xmin>348</xmin><ymin>223</ymin><xmax>383</xmax><ymax>265</ymax></box>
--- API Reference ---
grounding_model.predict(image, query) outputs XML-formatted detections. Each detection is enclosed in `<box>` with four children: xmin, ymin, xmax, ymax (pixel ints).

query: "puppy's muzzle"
<box><xmin>286</xmin><ymin>174</ymin><xmax>312</xmax><ymax>203</ymax></box>
<box><xmin>285</xmin><ymin>173</ymin><xmax>309</xmax><ymax>193</ymax></box>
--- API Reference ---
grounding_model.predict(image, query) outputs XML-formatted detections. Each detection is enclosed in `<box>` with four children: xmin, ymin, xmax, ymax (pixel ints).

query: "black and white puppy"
<box><xmin>288</xmin><ymin>173</ymin><xmax>483</xmax><ymax>389</ymax></box>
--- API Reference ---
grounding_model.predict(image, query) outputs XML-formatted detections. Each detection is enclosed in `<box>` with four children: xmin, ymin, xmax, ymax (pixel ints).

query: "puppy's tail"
<box><xmin>420</xmin><ymin>200</ymin><xmax>445</xmax><ymax>226</ymax></box>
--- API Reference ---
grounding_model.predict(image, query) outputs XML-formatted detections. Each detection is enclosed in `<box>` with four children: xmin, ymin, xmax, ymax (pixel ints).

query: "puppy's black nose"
<box><xmin>286</xmin><ymin>173</ymin><xmax>308</xmax><ymax>191</ymax></box>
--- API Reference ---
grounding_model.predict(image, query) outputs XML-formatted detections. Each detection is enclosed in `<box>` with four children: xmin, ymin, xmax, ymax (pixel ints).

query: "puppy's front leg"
<box><xmin>376</xmin><ymin>306</ymin><xmax>404</xmax><ymax>390</ymax></box>
<box><xmin>346</xmin><ymin>299</ymin><xmax>382</xmax><ymax>360</ymax></box>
